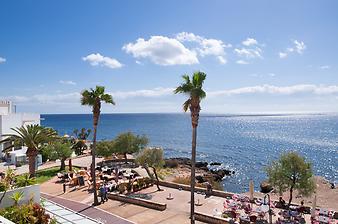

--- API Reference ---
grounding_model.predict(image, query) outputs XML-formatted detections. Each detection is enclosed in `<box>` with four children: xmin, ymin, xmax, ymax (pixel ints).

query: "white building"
<box><xmin>0</xmin><ymin>100</ymin><xmax>40</xmax><ymax>164</ymax></box>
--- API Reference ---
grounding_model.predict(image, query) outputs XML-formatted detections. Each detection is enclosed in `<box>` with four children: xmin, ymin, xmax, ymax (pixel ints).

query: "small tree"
<box><xmin>266</xmin><ymin>151</ymin><xmax>316</xmax><ymax>206</ymax></box>
<box><xmin>136</xmin><ymin>147</ymin><xmax>164</xmax><ymax>191</ymax></box>
<box><xmin>43</xmin><ymin>142</ymin><xmax>73</xmax><ymax>171</ymax></box>
<box><xmin>114</xmin><ymin>132</ymin><xmax>148</xmax><ymax>162</ymax></box>
<box><xmin>73</xmin><ymin>128</ymin><xmax>91</xmax><ymax>140</ymax></box>
<box><xmin>96</xmin><ymin>140</ymin><xmax>116</xmax><ymax>158</ymax></box>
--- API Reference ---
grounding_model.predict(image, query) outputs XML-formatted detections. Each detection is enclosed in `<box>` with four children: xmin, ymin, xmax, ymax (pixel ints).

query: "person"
<box><xmin>279</xmin><ymin>196</ymin><xmax>286</xmax><ymax>209</ymax></box>
<box><xmin>99</xmin><ymin>184</ymin><xmax>106</xmax><ymax>204</ymax></box>
<box><xmin>297</xmin><ymin>200</ymin><xmax>305</xmax><ymax>216</ymax></box>
<box><xmin>206</xmin><ymin>182</ymin><xmax>212</xmax><ymax>197</ymax></box>
<box><xmin>103</xmin><ymin>183</ymin><xmax>109</xmax><ymax>202</ymax></box>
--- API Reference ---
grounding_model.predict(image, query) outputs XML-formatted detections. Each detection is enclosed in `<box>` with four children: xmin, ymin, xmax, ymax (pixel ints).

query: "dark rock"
<box><xmin>210</xmin><ymin>169</ymin><xmax>233</xmax><ymax>181</ymax></box>
<box><xmin>210</xmin><ymin>162</ymin><xmax>222</xmax><ymax>166</ymax></box>
<box><xmin>199</xmin><ymin>166</ymin><xmax>209</xmax><ymax>172</ymax></box>
<box><xmin>195</xmin><ymin>161</ymin><xmax>208</xmax><ymax>168</ymax></box>
<box><xmin>196</xmin><ymin>175</ymin><xmax>206</xmax><ymax>183</ymax></box>
<box><xmin>164</xmin><ymin>159</ymin><xmax>179</xmax><ymax>168</ymax></box>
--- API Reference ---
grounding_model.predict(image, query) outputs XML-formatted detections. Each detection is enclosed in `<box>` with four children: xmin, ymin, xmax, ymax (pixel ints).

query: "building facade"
<box><xmin>0</xmin><ymin>101</ymin><xmax>40</xmax><ymax>163</ymax></box>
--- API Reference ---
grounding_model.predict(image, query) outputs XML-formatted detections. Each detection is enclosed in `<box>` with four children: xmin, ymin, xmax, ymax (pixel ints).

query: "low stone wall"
<box><xmin>107</xmin><ymin>192</ymin><xmax>166</xmax><ymax>211</ymax></box>
<box><xmin>0</xmin><ymin>184</ymin><xmax>40</xmax><ymax>208</ymax></box>
<box><xmin>158</xmin><ymin>181</ymin><xmax>233</xmax><ymax>198</ymax></box>
<box><xmin>195</xmin><ymin>212</ymin><xmax>229</xmax><ymax>224</ymax></box>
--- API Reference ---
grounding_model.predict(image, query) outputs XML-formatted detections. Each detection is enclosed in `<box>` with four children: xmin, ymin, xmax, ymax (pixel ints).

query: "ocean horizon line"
<box><xmin>40</xmin><ymin>112</ymin><xmax>338</xmax><ymax>117</ymax></box>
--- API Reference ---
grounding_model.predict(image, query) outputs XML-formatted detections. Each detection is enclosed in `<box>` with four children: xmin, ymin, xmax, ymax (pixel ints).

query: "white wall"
<box><xmin>0</xmin><ymin>113</ymin><xmax>40</xmax><ymax>155</ymax></box>
<box><xmin>0</xmin><ymin>101</ymin><xmax>11</xmax><ymax>115</ymax></box>
<box><xmin>0</xmin><ymin>184</ymin><xmax>40</xmax><ymax>208</ymax></box>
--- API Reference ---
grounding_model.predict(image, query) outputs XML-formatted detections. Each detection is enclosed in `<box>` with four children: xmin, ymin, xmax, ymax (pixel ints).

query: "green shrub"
<box><xmin>0</xmin><ymin>203</ymin><xmax>51</xmax><ymax>224</ymax></box>
<box><xmin>0</xmin><ymin>180</ymin><xmax>10</xmax><ymax>192</ymax></box>
<box><xmin>15</xmin><ymin>174</ymin><xmax>36</xmax><ymax>188</ymax></box>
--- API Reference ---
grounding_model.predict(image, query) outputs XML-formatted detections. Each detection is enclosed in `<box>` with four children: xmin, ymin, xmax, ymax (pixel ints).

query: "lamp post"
<box><xmin>260</xmin><ymin>181</ymin><xmax>273</xmax><ymax>224</ymax></box>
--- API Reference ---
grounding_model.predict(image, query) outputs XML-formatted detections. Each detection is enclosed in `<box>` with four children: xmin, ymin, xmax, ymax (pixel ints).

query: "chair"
<box><xmin>249</xmin><ymin>215</ymin><xmax>257</xmax><ymax>223</ymax></box>
<box><xmin>86</xmin><ymin>180</ymin><xmax>92</xmax><ymax>190</ymax></box>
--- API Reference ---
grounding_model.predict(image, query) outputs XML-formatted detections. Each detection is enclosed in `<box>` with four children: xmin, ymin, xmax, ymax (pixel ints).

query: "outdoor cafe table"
<box><xmin>318</xmin><ymin>215</ymin><xmax>329</xmax><ymax>224</ymax></box>
<box><xmin>239</xmin><ymin>214</ymin><xmax>250</xmax><ymax>224</ymax></box>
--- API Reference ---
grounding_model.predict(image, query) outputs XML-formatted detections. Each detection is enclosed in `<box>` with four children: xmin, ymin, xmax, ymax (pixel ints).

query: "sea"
<box><xmin>41</xmin><ymin>113</ymin><xmax>338</xmax><ymax>193</ymax></box>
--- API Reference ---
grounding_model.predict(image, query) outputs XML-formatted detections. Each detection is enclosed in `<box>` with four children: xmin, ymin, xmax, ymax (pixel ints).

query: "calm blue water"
<box><xmin>41</xmin><ymin>113</ymin><xmax>338</xmax><ymax>193</ymax></box>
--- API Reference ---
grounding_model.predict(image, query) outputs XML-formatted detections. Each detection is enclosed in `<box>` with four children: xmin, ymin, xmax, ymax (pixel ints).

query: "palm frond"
<box><xmin>183</xmin><ymin>99</ymin><xmax>191</xmax><ymax>112</ymax></box>
<box><xmin>174</xmin><ymin>71</ymin><xmax>207</xmax><ymax>111</ymax></box>
<box><xmin>81</xmin><ymin>86</ymin><xmax>115</xmax><ymax>110</ymax></box>
<box><xmin>101</xmin><ymin>94</ymin><xmax>115</xmax><ymax>105</ymax></box>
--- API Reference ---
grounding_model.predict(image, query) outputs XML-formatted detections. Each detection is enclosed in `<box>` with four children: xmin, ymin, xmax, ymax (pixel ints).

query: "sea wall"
<box><xmin>0</xmin><ymin>184</ymin><xmax>40</xmax><ymax>208</ymax></box>
<box><xmin>158</xmin><ymin>181</ymin><xmax>234</xmax><ymax>198</ymax></box>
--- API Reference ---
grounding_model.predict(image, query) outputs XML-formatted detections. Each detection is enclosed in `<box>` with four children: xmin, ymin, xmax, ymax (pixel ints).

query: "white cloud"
<box><xmin>5</xmin><ymin>84</ymin><xmax>338</xmax><ymax>107</ymax></box>
<box><xmin>294</xmin><ymin>40</ymin><xmax>306</xmax><ymax>54</ymax></box>
<box><xmin>249</xmin><ymin>73</ymin><xmax>277</xmax><ymax>78</ymax></box>
<box><xmin>236</xmin><ymin>60</ymin><xmax>249</xmax><ymax>65</ymax></box>
<box><xmin>234</xmin><ymin>38</ymin><xmax>262</xmax><ymax>63</ymax></box>
<box><xmin>279</xmin><ymin>40</ymin><xmax>306</xmax><ymax>58</ymax></box>
<box><xmin>176</xmin><ymin>32</ymin><xmax>231</xmax><ymax>61</ymax></box>
<box><xmin>112</xmin><ymin>87</ymin><xmax>174</xmax><ymax>99</ymax></box>
<box><xmin>5</xmin><ymin>92</ymin><xmax>81</xmax><ymax>105</ymax></box>
<box><xmin>234</xmin><ymin>47</ymin><xmax>262</xmax><ymax>59</ymax></box>
<box><xmin>123</xmin><ymin>33</ymin><xmax>231</xmax><ymax>65</ymax></box>
<box><xmin>242</xmin><ymin>38</ymin><xmax>258</xmax><ymax>46</ymax></box>
<box><xmin>123</xmin><ymin>36</ymin><xmax>198</xmax><ymax>66</ymax></box>
<box><xmin>59</xmin><ymin>80</ymin><xmax>76</xmax><ymax>85</ymax></box>
<box><xmin>217</xmin><ymin>56</ymin><xmax>227</xmax><ymax>64</ymax></box>
<box><xmin>279</xmin><ymin>52</ymin><xmax>287</xmax><ymax>58</ymax></box>
<box><xmin>0</xmin><ymin>57</ymin><xmax>6</xmax><ymax>63</ymax></box>
<box><xmin>319</xmin><ymin>65</ymin><xmax>330</xmax><ymax>70</ymax></box>
<box><xmin>208</xmin><ymin>84</ymin><xmax>338</xmax><ymax>97</ymax></box>
<box><xmin>82</xmin><ymin>53</ymin><xmax>123</xmax><ymax>69</ymax></box>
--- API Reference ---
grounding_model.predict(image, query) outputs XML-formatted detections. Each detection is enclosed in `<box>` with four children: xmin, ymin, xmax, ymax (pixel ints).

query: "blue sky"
<box><xmin>0</xmin><ymin>0</ymin><xmax>337</xmax><ymax>114</ymax></box>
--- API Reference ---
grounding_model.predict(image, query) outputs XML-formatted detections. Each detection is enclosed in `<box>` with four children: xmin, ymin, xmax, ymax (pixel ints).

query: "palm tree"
<box><xmin>81</xmin><ymin>86</ymin><xmax>115</xmax><ymax>206</ymax></box>
<box><xmin>0</xmin><ymin>125</ymin><xmax>58</xmax><ymax>177</ymax></box>
<box><xmin>174</xmin><ymin>71</ymin><xmax>206</xmax><ymax>224</ymax></box>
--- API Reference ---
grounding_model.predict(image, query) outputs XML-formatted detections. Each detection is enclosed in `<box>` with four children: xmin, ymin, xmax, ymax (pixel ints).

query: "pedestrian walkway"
<box><xmin>43</xmin><ymin>199</ymin><xmax>99</xmax><ymax>224</ymax></box>
<box><xmin>42</xmin><ymin>193</ymin><xmax>134</xmax><ymax>224</ymax></box>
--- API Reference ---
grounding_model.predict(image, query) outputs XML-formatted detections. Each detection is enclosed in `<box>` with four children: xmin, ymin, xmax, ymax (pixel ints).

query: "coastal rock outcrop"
<box><xmin>164</xmin><ymin>157</ymin><xmax>234</xmax><ymax>183</ymax></box>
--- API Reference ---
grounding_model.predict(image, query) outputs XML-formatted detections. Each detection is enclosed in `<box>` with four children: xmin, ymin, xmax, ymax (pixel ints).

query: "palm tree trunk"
<box><xmin>152</xmin><ymin>167</ymin><xmax>161</xmax><ymax>191</ymax></box>
<box><xmin>190</xmin><ymin>102</ymin><xmax>200</xmax><ymax>224</ymax></box>
<box><xmin>91</xmin><ymin>112</ymin><xmax>100</xmax><ymax>206</ymax></box>
<box><xmin>190</xmin><ymin>126</ymin><xmax>197</xmax><ymax>224</ymax></box>
<box><xmin>27</xmin><ymin>148</ymin><xmax>37</xmax><ymax>178</ymax></box>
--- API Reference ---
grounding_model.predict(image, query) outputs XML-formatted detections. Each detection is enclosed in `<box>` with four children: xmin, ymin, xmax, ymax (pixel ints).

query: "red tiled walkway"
<box><xmin>41</xmin><ymin>193</ymin><xmax>135</xmax><ymax>224</ymax></box>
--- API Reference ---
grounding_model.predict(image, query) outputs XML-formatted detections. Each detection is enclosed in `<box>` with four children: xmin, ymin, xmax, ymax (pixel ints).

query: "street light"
<box><xmin>260</xmin><ymin>181</ymin><xmax>273</xmax><ymax>224</ymax></box>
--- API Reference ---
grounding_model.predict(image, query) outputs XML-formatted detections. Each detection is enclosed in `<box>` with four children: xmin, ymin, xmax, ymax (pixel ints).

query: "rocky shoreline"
<box><xmin>164</xmin><ymin>157</ymin><xmax>234</xmax><ymax>183</ymax></box>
